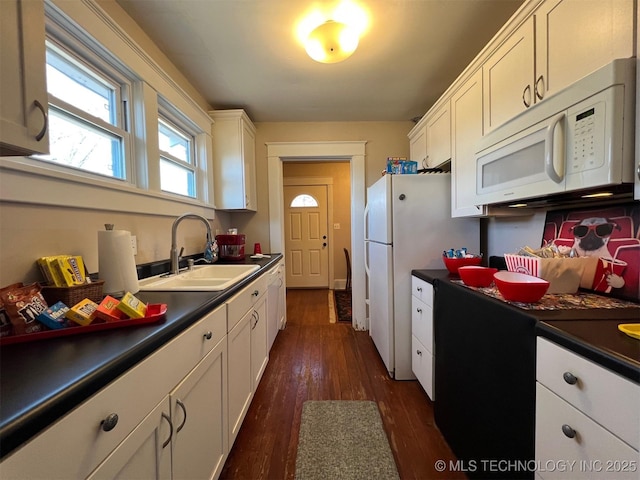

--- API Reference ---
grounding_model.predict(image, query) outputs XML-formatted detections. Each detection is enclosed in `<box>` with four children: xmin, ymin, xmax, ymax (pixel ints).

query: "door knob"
<box><xmin>323</xmin><ymin>243</ymin><xmax>327</xmax><ymax>247</ymax></box>
<box><xmin>323</xmin><ymin>235</ymin><xmax>327</xmax><ymax>239</ymax></box>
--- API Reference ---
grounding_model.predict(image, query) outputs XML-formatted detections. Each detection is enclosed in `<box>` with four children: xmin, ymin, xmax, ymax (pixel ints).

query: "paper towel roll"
<box><xmin>98</xmin><ymin>229</ymin><xmax>139</xmax><ymax>296</ymax></box>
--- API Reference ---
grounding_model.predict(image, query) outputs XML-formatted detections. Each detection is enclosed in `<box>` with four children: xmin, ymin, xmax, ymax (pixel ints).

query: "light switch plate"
<box><xmin>131</xmin><ymin>235</ymin><xmax>138</xmax><ymax>256</ymax></box>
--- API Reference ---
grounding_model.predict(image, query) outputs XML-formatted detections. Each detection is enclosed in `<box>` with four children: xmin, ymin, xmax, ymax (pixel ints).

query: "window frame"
<box><xmin>158</xmin><ymin>112</ymin><xmax>197</xmax><ymax>198</ymax></box>
<box><xmin>42</xmin><ymin>37</ymin><xmax>133</xmax><ymax>182</ymax></box>
<box><xmin>0</xmin><ymin>0</ymin><xmax>215</xmax><ymax>219</ymax></box>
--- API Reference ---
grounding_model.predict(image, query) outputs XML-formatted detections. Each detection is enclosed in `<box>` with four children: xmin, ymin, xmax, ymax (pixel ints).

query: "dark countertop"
<box><xmin>0</xmin><ymin>255</ymin><xmax>282</xmax><ymax>459</ymax></box>
<box><xmin>412</xmin><ymin>269</ymin><xmax>640</xmax><ymax>383</ymax></box>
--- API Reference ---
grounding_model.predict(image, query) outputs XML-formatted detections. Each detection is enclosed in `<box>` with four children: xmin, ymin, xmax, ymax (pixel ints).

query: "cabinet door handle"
<box><xmin>162</xmin><ymin>412</ymin><xmax>173</xmax><ymax>448</ymax></box>
<box><xmin>522</xmin><ymin>85</ymin><xmax>531</xmax><ymax>108</ymax></box>
<box><xmin>175</xmin><ymin>399</ymin><xmax>187</xmax><ymax>433</ymax></box>
<box><xmin>416</xmin><ymin>350</ymin><xmax>422</xmax><ymax>356</ymax></box>
<box><xmin>33</xmin><ymin>99</ymin><xmax>48</xmax><ymax>141</ymax></box>
<box><xmin>562</xmin><ymin>371</ymin><xmax>578</xmax><ymax>385</ymax></box>
<box><xmin>252</xmin><ymin>290</ymin><xmax>259</xmax><ymax>297</ymax></box>
<box><xmin>561</xmin><ymin>424</ymin><xmax>576</xmax><ymax>439</ymax></box>
<box><xmin>416</xmin><ymin>287</ymin><xmax>422</xmax><ymax>292</ymax></box>
<box><xmin>100</xmin><ymin>413</ymin><xmax>119</xmax><ymax>432</ymax></box>
<box><xmin>251</xmin><ymin>311</ymin><xmax>259</xmax><ymax>329</ymax></box>
<box><xmin>416</xmin><ymin>308</ymin><xmax>422</xmax><ymax>314</ymax></box>
<box><xmin>203</xmin><ymin>331</ymin><xmax>212</xmax><ymax>340</ymax></box>
<box><xmin>535</xmin><ymin>75</ymin><xmax>545</xmax><ymax>101</ymax></box>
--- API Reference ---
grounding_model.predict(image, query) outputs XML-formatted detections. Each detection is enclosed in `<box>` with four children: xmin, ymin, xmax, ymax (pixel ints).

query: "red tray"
<box><xmin>0</xmin><ymin>304</ymin><xmax>167</xmax><ymax>346</ymax></box>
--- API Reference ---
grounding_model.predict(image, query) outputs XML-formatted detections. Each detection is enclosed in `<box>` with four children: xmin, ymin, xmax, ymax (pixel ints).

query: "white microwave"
<box><xmin>475</xmin><ymin>59</ymin><xmax>636</xmax><ymax>206</ymax></box>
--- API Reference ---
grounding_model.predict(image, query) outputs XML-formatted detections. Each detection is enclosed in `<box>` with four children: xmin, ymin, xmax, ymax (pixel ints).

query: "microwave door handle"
<box><xmin>545</xmin><ymin>112</ymin><xmax>566</xmax><ymax>184</ymax></box>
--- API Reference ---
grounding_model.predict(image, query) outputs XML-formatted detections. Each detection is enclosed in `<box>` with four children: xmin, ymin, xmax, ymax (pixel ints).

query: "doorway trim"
<box><xmin>267</xmin><ymin>141</ymin><xmax>367</xmax><ymax>330</ymax></box>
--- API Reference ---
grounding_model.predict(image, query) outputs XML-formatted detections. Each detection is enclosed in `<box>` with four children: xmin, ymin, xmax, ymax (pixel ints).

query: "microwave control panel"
<box><xmin>569</xmin><ymin>100</ymin><xmax>605</xmax><ymax>173</ymax></box>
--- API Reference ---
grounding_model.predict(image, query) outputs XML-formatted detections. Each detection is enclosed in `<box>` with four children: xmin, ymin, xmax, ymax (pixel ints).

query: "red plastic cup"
<box><xmin>254</xmin><ymin>243</ymin><xmax>262</xmax><ymax>255</ymax></box>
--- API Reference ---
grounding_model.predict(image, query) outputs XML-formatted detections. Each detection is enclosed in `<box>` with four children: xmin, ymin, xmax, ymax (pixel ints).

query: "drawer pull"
<box><xmin>417</xmin><ymin>287</ymin><xmax>422</xmax><ymax>292</ymax></box>
<box><xmin>176</xmin><ymin>399</ymin><xmax>187</xmax><ymax>433</ymax></box>
<box><xmin>561</xmin><ymin>424</ymin><xmax>577</xmax><ymax>439</ymax></box>
<box><xmin>203</xmin><ymin>331</ymin><xmax>212</xmax><ymax>340</ymax></box>
<box><xmin>162</xmin><ymin>412</ymin><xmax>173</xmax><ymax>448</ymax></box>
<box><xmin>416</xmin><ymin>349</ymin><xmax>422</xmax><ymax>356</ymax></box>
<box><xmin>100</xmin><ymin>413</ymin><xmax>119</xmax><ymax>432</ymax></box>
<box><xmin>562</xmin><ymin>372</ymin><xmax>578</xmax><ymax>385</ymax></box>
<box><xmin>416</xmin><ymin>308</ymin><xmax>422</xmax><ymax>313</ymax></box>
<box><xmin>252</xmin><ymin>290</ymin><xmax>259</xmax><ymax>297</ymax></box>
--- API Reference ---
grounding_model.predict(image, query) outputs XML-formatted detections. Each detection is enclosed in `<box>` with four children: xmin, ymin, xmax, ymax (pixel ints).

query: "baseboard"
<box><xmin>333</xmin><ymin>279</ymin><xmax>347</xmax><ymax>290</ymax></box>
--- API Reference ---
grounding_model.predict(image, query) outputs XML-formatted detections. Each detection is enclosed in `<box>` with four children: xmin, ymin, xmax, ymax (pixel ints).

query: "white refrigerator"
<box><xmin>365</xmin><ymin>173</ymin><xmax>479</xmax><ymax>380</ymax></box>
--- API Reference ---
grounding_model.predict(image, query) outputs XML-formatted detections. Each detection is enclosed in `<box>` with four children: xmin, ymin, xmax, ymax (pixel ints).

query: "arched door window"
<box><xmin>290</xmin><ymin>194</ymin><xmax>318</xmax><ymax>207</ymax></box>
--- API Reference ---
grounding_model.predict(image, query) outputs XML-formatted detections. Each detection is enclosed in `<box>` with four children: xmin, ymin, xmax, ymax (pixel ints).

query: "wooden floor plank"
<box><xmin>220</xmin><ymin>289</ymin><xmax>465</xmax><ymax>479</ymax></box>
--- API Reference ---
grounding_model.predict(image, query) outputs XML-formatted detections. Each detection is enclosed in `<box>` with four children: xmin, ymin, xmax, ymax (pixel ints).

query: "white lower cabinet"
<box><xmin>0</xmin><ymin>303</ymin><xmax>229</xmax><ymax>480</ymax></box>
<box><xmin>226</xmin><ymin>274</ymin><xmax>269</xmax><ymax>448</ymax></box>
<box><xmin>87</xmin><ymin>396</ymin><xmax>172</xmax><ymax>480</ymax></box>
<box><xmin>251</xmin><ymin>294</ymin><xmax>268</xmax><ymax>390</ymax></box>
<box><xmin>170</xmin><ymin>337</ymin><xmax>228</xmax><ymax>480</ymax></box>
<box><xmin>535</xmin><ymin>337</ymin><xmax>639</xmax><ymax>479</ymax></box>
<box><xmin>266</xmin><ymin>262</ymin><xmax>286</xmax><ymax>351</ymax></box>
<box><xmin>411</xmin><ymin>276</ymin><xmax>434</xmax><ymax>400</ymax></box>
<box><xmin>0</xmin><ymin>267</ymin><xmax>278</xmax><ymax>480</ymax></box>
<box><xmin>228</xmin><ymin>308</ymin><xmax>253</xmax><ymax>446</ymax></box>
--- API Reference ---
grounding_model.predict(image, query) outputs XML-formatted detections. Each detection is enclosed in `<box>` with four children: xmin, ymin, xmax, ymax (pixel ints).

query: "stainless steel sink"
<box><xmin>138</xmin><ymin>264</ymin><xmax>260</xmax><ymax>291</ymax></box>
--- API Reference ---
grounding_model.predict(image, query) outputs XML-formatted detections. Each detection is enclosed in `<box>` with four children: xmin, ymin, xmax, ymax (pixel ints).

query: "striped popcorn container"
<box><xmin>504</xmin><ymin>254</ymin><xmax>541</xmax><ymax>277</ymax></box>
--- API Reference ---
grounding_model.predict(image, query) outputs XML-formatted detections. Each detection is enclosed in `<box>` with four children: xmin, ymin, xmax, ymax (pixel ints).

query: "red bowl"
<box><xmin>458</xmin><ymin>266</ymin><xmax>498</xmax><ymax>287</ymax></box>
<box><xmin>493</xmin><ymin>271</ymin><xmax>550</xmax><ymax>303</ymax></box>
<box><xmin>442</xmin><ymin>255</ymin><xmax>482</xmax><ymax>274</ymax></box>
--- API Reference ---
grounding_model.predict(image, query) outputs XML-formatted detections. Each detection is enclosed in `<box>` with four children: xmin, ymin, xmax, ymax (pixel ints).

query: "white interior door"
<box><xmin>284</xmin><ymin>185</ymin><xmax>329</xmax><ymax>288</ymax></box>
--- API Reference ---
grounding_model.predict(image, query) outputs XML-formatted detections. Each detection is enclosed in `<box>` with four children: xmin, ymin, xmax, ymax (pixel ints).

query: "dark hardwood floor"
<box><xmin>220</xmin><ymin>289</ymin><xmax>465</xmax><ymax>480</ymax></box>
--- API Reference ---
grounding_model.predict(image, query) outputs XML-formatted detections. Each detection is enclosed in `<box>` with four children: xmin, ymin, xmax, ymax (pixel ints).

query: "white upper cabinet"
<box><xmin>425</xmin><ymin>103</ymin><xmax>451</xmax><ymax>168</ymax></box>
<box><xmin>535</xmin><ymin>0</ymin><xmax>634</xmax><ymax>102</ymax></box>
<box><xmin>483</xmin><ymin>16</ymin><xmax>535</xmax><ymax>134</ymax></box>
<box><xmin>409</xmin><ymin>103</ymin><xmax>452</xmax><ymax>170</ymax></box>
<box><xmin>451</xmin><ymin>69</ymin><xmax>486</xmax><ymax>218</ymax></box>
<box><xmin>0</xmin><ymin>0</ymin><xmax>49</xmax><ymax>156</ymax></box>
<box><xmin>483</xmin><ymin>0</ymin><xmax>634</xmax><ymax>134</ymax></box>
<box><xmin>210</xmin><ymin>109</ymin><xmax>257</xmax><ymax>211</ymax></box>
<box><xmin>408</xmin><ymin>120</ymin><xmax>427</xmax><ymax>168</ymax></box>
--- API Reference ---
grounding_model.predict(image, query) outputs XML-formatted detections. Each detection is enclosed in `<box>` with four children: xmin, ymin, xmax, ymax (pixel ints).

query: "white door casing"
<box><xmin>267</xmin><ymin>141</ymin><xmax>367</xmax><ymax>330</ymax></box>
<box><xmin>284</xmin><ymin>184</ymin><xmax>329</xmax><ymax>288</ymax></box>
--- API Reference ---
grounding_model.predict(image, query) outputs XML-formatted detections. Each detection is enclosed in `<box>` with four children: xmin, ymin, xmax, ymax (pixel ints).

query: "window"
<box><xmin>290</xmin><ymin>194</ymin><xmax>319</xmax><ymax>207</ymax></box>
<box><xmin>1</xmin><ymin>1</ymin><xmax>216</xmax><ymax>218</ymax></box>
<box><xmin>158</xmin><ymin>116</ymin><xmax>196</xmax><ymax>198</ymax></box>
<box><xmin>38</xmin><ymin>41</ymin><xmax>130</xmax><ymax>180</ymax></box>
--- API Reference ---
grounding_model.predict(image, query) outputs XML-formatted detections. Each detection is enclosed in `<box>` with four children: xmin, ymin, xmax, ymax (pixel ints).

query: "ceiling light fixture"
<box><xmin>305</xmin><ymin>20</ymin><xmax>359</xmax><ymax>63</ymax></box>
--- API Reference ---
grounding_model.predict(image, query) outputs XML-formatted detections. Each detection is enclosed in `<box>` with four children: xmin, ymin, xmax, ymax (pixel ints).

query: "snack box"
<box><xmin>116</xmin><ymin>292</ymin><xmax>147</xmax><ymax>319</ymax></box>
<box><xmin>66</xmin><ymin>298</ymin><xmax>99</xmax><ymax>326</ymax></box>
<box><xmin>94</xmin><ymin>296</ymin><xmax>128</xmax><ymax>322</ymax></box>
<box><xmin>36</xmin><ymin>301</ymin><xmax>70</xmax><ymax>329</ymax></box>
<box><xmin>386</xmin><ymin>159</ymin><xmax>417</xmax><ymax>174</ymax></box>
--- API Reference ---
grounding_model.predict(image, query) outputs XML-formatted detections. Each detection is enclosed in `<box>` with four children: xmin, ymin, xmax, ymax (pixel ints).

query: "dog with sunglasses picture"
<box><xmin>571</xmin><ymin>217</ymin><xmax>625</xmax><ymax>291</ymax></box>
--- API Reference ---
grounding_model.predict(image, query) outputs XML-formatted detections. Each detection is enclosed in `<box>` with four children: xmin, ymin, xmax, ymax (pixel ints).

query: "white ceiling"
<box><xmin>114</xmin><ymin>0</ymin><xmax>525</xmax><ymax>122</ymax></box>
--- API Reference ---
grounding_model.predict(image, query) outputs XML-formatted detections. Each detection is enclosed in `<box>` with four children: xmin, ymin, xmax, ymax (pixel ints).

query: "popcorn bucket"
<box><xmin>504</xmin><ymin>254</ymin><xmax>540</xmax><ymax>276</ymax></box>
<box><xmin>504</xmin><ymin>254</ymin><xmax>598</xmax><ymax>294</ymax></box>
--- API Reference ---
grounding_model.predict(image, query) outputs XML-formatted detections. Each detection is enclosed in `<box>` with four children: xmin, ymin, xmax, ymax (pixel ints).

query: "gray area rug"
<box><xmin>295</xmin><ymin>400</ymin><xmax>400</xmax><ymax>480</ymax></box>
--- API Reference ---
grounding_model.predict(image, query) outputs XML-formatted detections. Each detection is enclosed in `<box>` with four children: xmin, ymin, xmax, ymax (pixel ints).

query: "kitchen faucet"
<box><xmin>170</xmin><ymin>213</ymin><xmax>213</xmax><ymax>275</ymax></box>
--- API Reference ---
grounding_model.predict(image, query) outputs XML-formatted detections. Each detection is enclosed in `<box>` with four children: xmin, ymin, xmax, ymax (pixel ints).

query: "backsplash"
<box><xmin>542</xmin><ymin>202</ymin><xmax>639</xmax><ymax>303</ymax></box>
